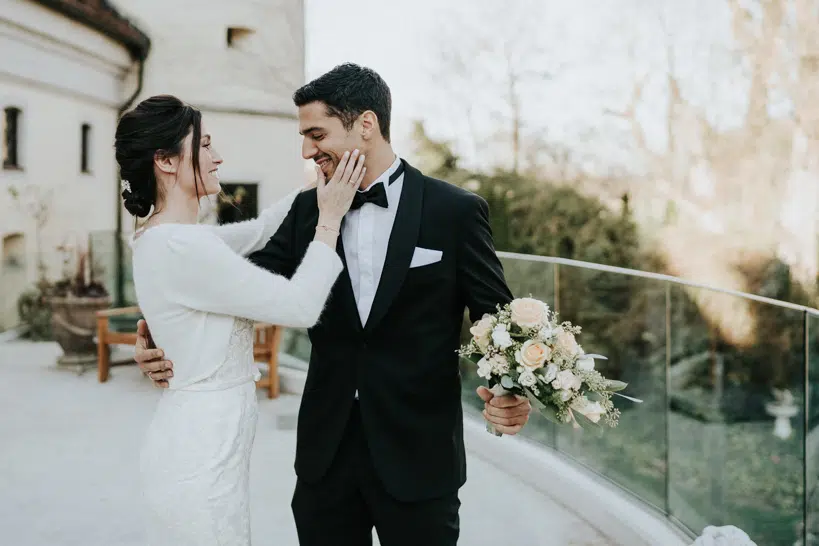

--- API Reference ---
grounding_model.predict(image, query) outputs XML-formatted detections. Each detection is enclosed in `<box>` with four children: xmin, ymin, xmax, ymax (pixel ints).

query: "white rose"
<box><xmin>491</xmin><ymin>324</ymin><xmax>514</xmax><ymax>349</ymax></box>
<box><xmin>576</xmin><ymin>356</ymin><xmax>595</xmax><ymax>372</ymax></box>
<box><xmin>519</xmin><ymin>370</ymin><xmax>537</xmax><ymax>388</ymax></box>
<box><xmin>552</xmin><ymin>369</ymin><xmax>582</xmax><ymax>391</ymax></box>
<box><xmin>469</xmin><ymin>315</ymin><xmax>494</xmax><ymax>351</ymax></box>
<box><xmin>560</xmin><ymin>389</ymin><xmax>573</xmax><ymax>401</ymax></box>
<box><xmin>510</xmin><ymin>297</ymin><xmax>548</xmax><ymax>329</ymax></box>
<box><xmin>571</xmin><ymin>397</ymin><xmax>606</xmax><ymax>423</ymax></box>
<box><xmin>515</xmin><ymin>340</ymin><xmax>551</xmax><ymax>371</ymax></box>
<box><xmin>477</xmin><ymin>357</ymin><xmax>493</xmax><ymax>379</ymax></box>
<box><xmin>542</xmin><ymin>363</ymin><xmax>559</xmax><ymax>383</ymax></box>
<box><xmin>556</xmin><ymin>329</ymin><xmax>580</xmax><ymax>356</ymax></box>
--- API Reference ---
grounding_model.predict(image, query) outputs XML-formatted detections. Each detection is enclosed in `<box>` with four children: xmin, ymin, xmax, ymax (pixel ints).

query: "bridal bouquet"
<box><xmin>459</xmin><ymin>297</ymin><xmax>640</xmax><ymax>435</ymax></box>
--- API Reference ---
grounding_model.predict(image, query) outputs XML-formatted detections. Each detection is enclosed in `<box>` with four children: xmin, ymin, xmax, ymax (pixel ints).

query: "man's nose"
<box><xmin>302</xmin><ymin>140</ymin><xmax>317</xmax><ymax>160</ymax></box>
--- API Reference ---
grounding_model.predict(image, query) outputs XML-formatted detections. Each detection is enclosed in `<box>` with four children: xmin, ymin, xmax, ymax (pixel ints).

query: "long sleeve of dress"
<box><xmin>204</xmin><ymin>188</ymin><xmax>301</xmax><ymax>256</ymax></box>
<box><xmin>162</xmin><ymin>229</ymin><xmax>342</xmax><ymax>328</ymax></box>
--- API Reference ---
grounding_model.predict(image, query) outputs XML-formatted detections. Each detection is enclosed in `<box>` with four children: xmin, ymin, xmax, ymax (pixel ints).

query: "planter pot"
<box><xmin>47</xmin><ymin>295</ymin><xmax>111</xmax><ymax>373</ymax></box>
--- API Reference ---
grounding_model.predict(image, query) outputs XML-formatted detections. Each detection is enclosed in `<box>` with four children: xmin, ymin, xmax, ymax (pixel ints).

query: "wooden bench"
<box><xmin>96</xmin><ymin>307</ymin><xmax>283</xmax><ymax>398</ymax></box>
<box><xmin>96</xmin><ymin>306</ymin><xmax>141</xmax><ymax>383</ymax></box>
<box><xmin>253</xmin><ymin>323</ymin><xmax>283</xmax><ymax>399</ymax></box>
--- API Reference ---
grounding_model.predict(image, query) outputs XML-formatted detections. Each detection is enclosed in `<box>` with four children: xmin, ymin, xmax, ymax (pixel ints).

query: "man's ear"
<box><xmin>359</xmin><ymin>111</ymin><xmax>379</xmax><ymax>141</ymax></box>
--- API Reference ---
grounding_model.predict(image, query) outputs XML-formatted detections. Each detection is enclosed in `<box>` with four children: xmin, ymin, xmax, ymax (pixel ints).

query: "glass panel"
<box><xmin>806</xmin><ymin>312</ymin><xmax>819</xmax><ymax>544</ymax></box>
<box><xmin>87</xmin><ymin>230</ymin><xmax>138</xmax><ymax>307</ymax></box>
<box><xmin>498</xmin><ymin>255</ymin><xmax>556</xmax><ymax>307</ymax></box>
<box><xmin>85</xmin><ymin>235</ymin><xmax>138</xmax><ymax>331</ymax></box>
<box><xmin>668</xmin><ymin>285</ymin><xmax>806</xmax><ymax>545</ymax></box>
<box><xmin>551</xmin><ymin>263</ymin><xmax>668</xmax><ymax>509</ymax></box>
<box><xmin>485</xmin><ymin>258</ymin><xmax>559</xmax><ymax>448</ymax></box>
<box><xmin>281</xmin><ymin>328</ymin><xmax>311</xmax><ymax>370</ymax></box>
<box><xmin>88</xmin><ymin>231</ymin><xmax>118</xmax><ymax>302</ymax></box>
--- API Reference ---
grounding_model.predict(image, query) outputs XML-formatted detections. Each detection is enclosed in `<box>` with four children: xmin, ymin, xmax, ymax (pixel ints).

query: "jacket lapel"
<box><xmin>365</xmin><ymin>160</ymin><xmax>424</xmax><ymax>332</ymax></box>
<box><xmin>334</xmin><ymin>229</ymin><xmax>364</xmax><ymax>332</ymax></box>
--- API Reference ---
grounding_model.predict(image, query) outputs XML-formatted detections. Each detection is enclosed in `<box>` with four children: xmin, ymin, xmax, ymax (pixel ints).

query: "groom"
<box><xmin>135</xmin><ymin>63</ymin><xmax>531</xmax><ymax>545</ymax></box>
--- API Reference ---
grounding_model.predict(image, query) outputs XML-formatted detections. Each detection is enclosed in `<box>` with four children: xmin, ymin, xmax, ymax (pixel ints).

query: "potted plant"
<box><xmin>47</xmin><ymin>236</ymin><xmax>110</xmax><ymax>372</ymax></box>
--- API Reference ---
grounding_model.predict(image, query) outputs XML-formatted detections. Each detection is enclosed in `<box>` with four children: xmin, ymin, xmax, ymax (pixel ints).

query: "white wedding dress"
<box><xmin>131</xmin><ymin>189</ymin><xmax>342</xmax><ymax>546</ymax></box>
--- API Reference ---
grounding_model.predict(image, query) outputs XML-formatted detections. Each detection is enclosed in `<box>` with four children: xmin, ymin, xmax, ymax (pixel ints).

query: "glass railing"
<box><xmin>248</xmin><ymin>251</ymin><xmax>816</xmax><ymax>544</ymax></box>
<box><xmin>275</xmin><ymin>252</ymin><xmax>817</xmax><ymax>543</ymax></box>
<box><xmin>458</xmin><ymin>252</ymin><xmax>815</xmax><ymax>545</ymax></box>
<box><xmin>808</xmin><ymin>311</ymin><xmax>819</xmax><ymax>545</ymax></box>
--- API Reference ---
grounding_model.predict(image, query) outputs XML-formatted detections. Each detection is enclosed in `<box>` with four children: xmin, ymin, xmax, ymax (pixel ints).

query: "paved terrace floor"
<box><xmin>0</xmin><ymin>341</ymin><xmax>612</xmax><ymax>546</ymax></box>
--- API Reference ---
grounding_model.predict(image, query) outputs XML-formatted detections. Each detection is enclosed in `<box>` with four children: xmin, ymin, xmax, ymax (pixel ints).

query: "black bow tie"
<box><xmin>350</xmin><ymin>162</ymin><xmax>405</xmax><ymax>210</ymax></box>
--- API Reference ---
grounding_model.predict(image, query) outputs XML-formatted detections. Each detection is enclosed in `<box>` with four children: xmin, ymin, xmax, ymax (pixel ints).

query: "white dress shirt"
<box><xmin>342</xmin><ymin>155</ymin><xmax>404</xmax><ymax>326</ymax></box>
<box><xmin>342</xmin><ymin>156</ymin><xmax>403</xmax><ymax>400</ymax></box>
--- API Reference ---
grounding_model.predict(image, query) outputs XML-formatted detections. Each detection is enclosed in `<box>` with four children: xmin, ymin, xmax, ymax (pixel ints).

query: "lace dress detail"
<box><xmin>140</xmin><ymin>317</ymin><xmax>260</xmax><ymax>545</ymax></box>
<box><xmin>203</xmin><ymin>318</ymin><xmax>260</xmax><ymax>388</ymax></box>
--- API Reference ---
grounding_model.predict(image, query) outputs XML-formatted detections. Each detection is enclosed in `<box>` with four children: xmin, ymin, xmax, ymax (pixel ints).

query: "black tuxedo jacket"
<box><xmin>250</xmin><ymin>160</ymin><xmax>512</xmax><ymax>502</ymax></box>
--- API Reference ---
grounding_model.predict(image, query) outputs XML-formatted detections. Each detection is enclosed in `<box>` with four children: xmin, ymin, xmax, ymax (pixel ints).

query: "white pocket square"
<box><xmin>410</xmin><ymin>247</ymin><xmax>443</xmax><ymax>268</ymax></box>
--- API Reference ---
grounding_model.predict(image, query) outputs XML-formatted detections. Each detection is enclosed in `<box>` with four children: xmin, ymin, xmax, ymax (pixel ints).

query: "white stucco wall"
<box><xmin>0</xmin><ymin>0</ymin><xmax>308</xmax><ymax>329</ymax></box>
<box><xmin>0</xmin><ymin>0</ymin><xmax>134</xmax><ymax>328</ymax></box>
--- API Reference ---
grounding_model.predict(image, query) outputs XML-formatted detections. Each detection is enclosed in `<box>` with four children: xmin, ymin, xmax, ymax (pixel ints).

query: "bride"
<box><xmin>115</xmin><ymin>95</ymin><xmax>365</xmax><ymax>545</ymax></box>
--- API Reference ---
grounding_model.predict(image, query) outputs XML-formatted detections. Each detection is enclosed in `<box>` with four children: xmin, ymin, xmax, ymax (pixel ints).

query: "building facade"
<box><xmin>0</xmin><ymin>0</ymin><xmax>306</xmax><ymax>329</ymax></box>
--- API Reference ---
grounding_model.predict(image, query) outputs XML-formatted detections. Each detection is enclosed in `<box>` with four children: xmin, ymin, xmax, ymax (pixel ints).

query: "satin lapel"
<box><xmin>335</xmin><ymin>226</ymin><xmax>363</xmax><ymax>332</ymax></box>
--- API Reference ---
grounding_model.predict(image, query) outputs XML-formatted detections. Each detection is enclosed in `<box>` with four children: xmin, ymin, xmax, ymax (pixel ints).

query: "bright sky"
<box><xmin>304</xmin><ymin>0</ymin><xmax>447</xmax><ymax>158</ymax></box>
<box><xmin>305</xmin><ymin>0</ymin><xmax>738</xmax><ymax>171</ymax></box>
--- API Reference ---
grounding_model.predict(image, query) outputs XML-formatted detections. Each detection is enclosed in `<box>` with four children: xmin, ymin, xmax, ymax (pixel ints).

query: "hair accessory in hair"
<box><xmin>121</xmin><ymin>180</ymin><xmax>131</xmax><ymax>193</ymax></box>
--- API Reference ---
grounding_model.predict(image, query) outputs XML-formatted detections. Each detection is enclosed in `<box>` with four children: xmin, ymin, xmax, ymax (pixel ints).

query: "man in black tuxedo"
<box><xmin>135</xmin><ymin>63</ymin><xmax>531</xmax><ymax>546</ymax></box>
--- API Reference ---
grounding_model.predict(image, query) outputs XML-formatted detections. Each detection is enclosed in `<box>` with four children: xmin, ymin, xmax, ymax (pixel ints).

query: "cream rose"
<box><xmin>509</xmin><ymin>297</ymin><xmax>548</xmax><ymax>329</ymax></box>
<box><xmin>556</xmin><ymin>329</ymin><xmax>580</xmax><ymax>356</ymax></box>
<box><xmin>515</xmin><ymin>340</ymin><xmax>551</xmax><ymax>371</ymax></box>
<box><xmin>469</xmin><ymin>315</ymin><xmax>494</xmax><ymax>351</ymax></box>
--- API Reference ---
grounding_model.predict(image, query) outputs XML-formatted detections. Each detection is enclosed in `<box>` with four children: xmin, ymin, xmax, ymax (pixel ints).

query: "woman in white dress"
<box><xmin>114</xmin><ymin>95</ymin><xmax>366</xmax><ymax>545</ymax></box>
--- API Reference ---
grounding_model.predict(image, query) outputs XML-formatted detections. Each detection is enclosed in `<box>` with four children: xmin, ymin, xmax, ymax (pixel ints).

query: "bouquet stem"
<box><xmin>486</xmin><ymin>383</ymin><xmax>510</xmax><ymax>437</ymax></box>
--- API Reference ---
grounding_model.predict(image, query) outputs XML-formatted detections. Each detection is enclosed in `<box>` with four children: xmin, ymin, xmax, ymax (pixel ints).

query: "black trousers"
<box><xmin>292</xmin><ymin>401</ymin><xmax>460</xmax><ymax>546</ymax></box>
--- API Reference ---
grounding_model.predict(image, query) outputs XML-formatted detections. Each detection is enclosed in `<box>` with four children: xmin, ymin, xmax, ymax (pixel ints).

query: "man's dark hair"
<box><xmin>293</xmin><ymin>63</ymin><xmax>392</xmax><ymax>142</ymax></box>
